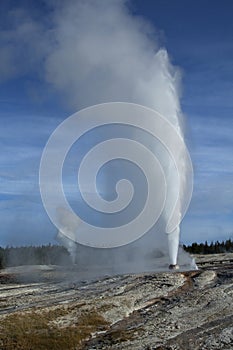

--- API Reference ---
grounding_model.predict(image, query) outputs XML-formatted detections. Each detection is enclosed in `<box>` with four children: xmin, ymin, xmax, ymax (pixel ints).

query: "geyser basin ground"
<box><xmin>0</xmin><ymin>253</ymin><xmax>233</xmax><ymax>350</ymax></box>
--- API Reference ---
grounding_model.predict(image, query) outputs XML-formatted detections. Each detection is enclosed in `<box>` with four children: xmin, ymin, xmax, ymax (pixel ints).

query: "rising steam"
<box><xmin>39</xmin><ymin>0</ymin><xmax>195</xmax><ymax>273</ymax></box>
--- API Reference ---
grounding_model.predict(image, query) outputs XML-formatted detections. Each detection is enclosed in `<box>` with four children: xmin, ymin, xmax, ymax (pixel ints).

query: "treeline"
<box><xmin>1</xmin><ymin>239</ymin><xmax>233</xmax><ymax>270</ymax></box>
<box><xmin>0</xmin><ymin>244</ymin><xmax>72</xmax><ymax>269</ymax></box>
<box><xmin>183</xmin><ymin>239</ymin><xmax>233</xmax><ymax>254</ymax></box>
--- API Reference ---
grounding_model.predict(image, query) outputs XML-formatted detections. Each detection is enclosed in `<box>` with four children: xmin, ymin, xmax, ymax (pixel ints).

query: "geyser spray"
<box><xmin>39</xmin><ymin>0</ymin><xmax>194</xmax><ymax>273</ymax></box>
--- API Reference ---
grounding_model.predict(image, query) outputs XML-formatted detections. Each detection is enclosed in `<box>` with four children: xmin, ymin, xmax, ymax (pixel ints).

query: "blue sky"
<box><xmin>139</xmin><ymin>0</ymin><xmax>233</xmax><ymax>243</ymax></box>
<box><xmin>0</xmin><ymin>0</ymin><xmax>233</xmax><ymax>246</ymax></box>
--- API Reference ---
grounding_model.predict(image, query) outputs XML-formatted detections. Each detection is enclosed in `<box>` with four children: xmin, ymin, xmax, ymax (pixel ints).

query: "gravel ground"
<box><xmin>0</xmin><ymin>254</ymin><xmax>232</xmax><ymax>349</ymax></box>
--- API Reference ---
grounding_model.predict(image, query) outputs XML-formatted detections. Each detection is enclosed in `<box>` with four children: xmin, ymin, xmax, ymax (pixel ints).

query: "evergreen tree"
<box><xmin>183</xmin><ymin>238</ymin><xmax>233</xmax><ymax>254</ymax></box>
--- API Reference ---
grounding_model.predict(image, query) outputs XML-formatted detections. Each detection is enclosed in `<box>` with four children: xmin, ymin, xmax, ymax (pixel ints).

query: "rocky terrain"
<box><xmin>0</xmin><ymin>253</ymin><xmax>232</xmax><ymax>349</ymax></box>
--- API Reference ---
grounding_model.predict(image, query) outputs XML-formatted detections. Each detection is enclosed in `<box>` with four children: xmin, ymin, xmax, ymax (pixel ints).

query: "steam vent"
<box><xmin>169</xmin><ymin>264</ymin><xmax>180</xmax><ymax>270</ymax></box>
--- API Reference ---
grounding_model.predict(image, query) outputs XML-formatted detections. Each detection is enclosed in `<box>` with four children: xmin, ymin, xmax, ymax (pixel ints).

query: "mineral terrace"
<box><xmin>0</xmin><ymin>253</ymin><xmax>233</xmax><ymax>349</ymax></box>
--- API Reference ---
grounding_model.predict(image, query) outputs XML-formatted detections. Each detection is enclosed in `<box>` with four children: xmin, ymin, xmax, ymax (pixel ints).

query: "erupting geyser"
<box><xmin>40</xmin><ymin>0</ymin><xmax>196</xmax><ymax>274</ymax></box>
<box><xmin>168</xmin><ymin>228</ymin><xmax>180</xmax><ymax>268</ymax></box>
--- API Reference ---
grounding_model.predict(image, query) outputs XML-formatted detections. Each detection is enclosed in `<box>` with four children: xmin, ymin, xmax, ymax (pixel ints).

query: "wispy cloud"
<box><xmin>0</xmin><ymin>6</ymin><xmax>50</xmax><ymax>83</ymax></box>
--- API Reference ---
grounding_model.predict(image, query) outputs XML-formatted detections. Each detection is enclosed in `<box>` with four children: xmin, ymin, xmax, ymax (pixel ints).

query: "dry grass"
<box><xmin>0</xmin><ymin>306</ymin><xmax>109</xmax><ymax>350</ymax></box>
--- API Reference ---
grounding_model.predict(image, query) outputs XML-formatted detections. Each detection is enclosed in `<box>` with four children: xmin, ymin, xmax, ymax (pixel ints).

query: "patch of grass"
<box><xmin>96</xmin><ymin>303</ymin><xmax>115</xmax><ymax>312</ymax></box>
<box><xmin>0</xmin><ymin>307</ymin><xmax>109</xmax><ymax>350</ymax></box>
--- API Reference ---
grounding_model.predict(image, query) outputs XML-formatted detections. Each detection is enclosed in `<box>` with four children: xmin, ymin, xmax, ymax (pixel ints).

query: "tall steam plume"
<box><xmin>41</xmin><ymin>0</ymin><xmax>195</xmax><ymax>272</ymax></box>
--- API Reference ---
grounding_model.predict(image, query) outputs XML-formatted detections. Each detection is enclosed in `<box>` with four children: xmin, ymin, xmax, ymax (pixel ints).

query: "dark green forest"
<box><xmin>183</xmin><ymin>239</ymin><xmax>233</xmax><ymax>255</ymax></box>
<box><xmin>0</xmin><ymin>239</ymin><xmax>233</xmax><ymax>269</ymax></box>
